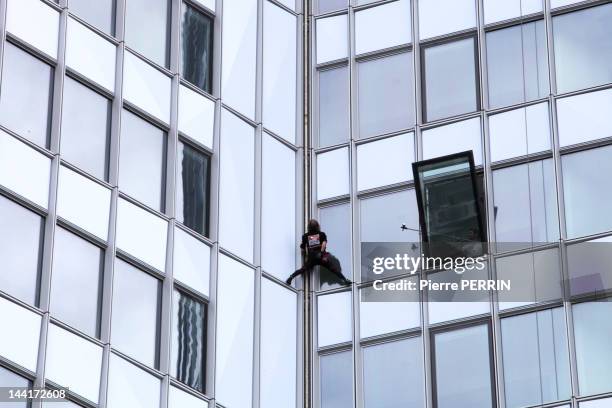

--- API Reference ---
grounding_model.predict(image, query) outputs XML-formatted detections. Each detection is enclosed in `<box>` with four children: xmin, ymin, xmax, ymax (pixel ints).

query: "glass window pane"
<box><xmin>358</xmin><ymin>52</ymin><xmax>414</xmax><ymax>137</ymax></box>
<box><xmin>111</xmin><ymin>259</ymin><xmax>160</xmax><ymax>367</ymax></box>
<box><xmin>316</xmin><ymin>148</ymin><xmax>349</xmax><ymax>200</ymax></box>
<box><xmin>359</xmin><ymin>190</ymin><xmax>420</xmax><ymax>243</ymax></box>
<box><xmin>318</xmin><ymin>66</ymin><xmax>349</xmax><ymax>147</ymax></box>
<box><xmin>0</xmin><ymin>195</ymin><xmax>42</xmax><ymax>306</ymax></box>
<box><xmin>173</xmin><ymin>227</ymin><xmax>210</xmax><ymax>296</ymax></box>
<box><xmin>434</xmin><ymin>324</ymin><xmax>493</xmax><ymax>408</ymax></box>
<box><xmin>123</xmin><ymin>52</ymin><xmax>172</xmax><ymax>123</ymax></box>
<box><xmin>215</xmin><ymin>254</ymin><xmax>254</xmax><ymax>408</ymax></box>
<box><xmin>181</xmin><ymin>4</ymin><xmax>213</xmax><ymax>93</ymax></box>
<box><xmin>423</xmin><ymin>38</ymin><xmax>478</xmax><ymax>122</ymax></box>
<box><xmin>263</xmin><ymin>1</ymin><xmax>297</xmax><ymax>144</ymax></box>
<box><xmin>65</xmin><ymin>18</ymin><xmax>116</xmax><ymax>91</ymax></box>
<box><xmin>221</xmin><ymin>0</ymin><xmax>257</xmax><ymax>118</ymax></box>
<box><xmin>178</xmin><ymin>84</ymin><xmax>214</xmax><ymax>149</ymax></box>
<box><xmin>45</xmin><ymin>324</ymin><xmax>103</xmax><ymax>403</ymax></box>
<box><xmin>562</xmin><ymin>145</ymin><xmax>612</xmax><ymax>239</ymax></box>
<box><xmin>317</xmin><ymin>292</ymin><xmax>352</xmax><ymax>347</ymax></box>
<box><xmin>125</xmin><ymin>0</ymin><xmax>169</xmax><ymax>67</ymax></box>
<box><xmin>319</xmin><ymin>203</ymin><xmax>352</xmax><ymax>287</ymax></box>
<box><xmin>0</xmin><ymin>296</ymin><xmax>41</xmax><ymax>371</ymax></box>
<box><xmin>219</xmin><ymin>109</ymin><xmax>255</xmax><ymax>262</ymax></box>
<box><xmin>68</xmin><ymin>0</ymin><xmax>114</xmax><ymax>34</ymax></box>
<box><xmin>573</xmin><ymin>300</ymin><xmax>612</xmax><ymax>396</ymax></box>
<box><xmin>487</xmin><ymin>21</ymin><xmax>549</xmax><ymax>108</ymax></box>
<box><xmin>0</xmin><ymin>130</ymin><xmax>51</xmax><ymax>209</ymax></box>
<box><xmin>419</xmin><ymin>0</ymin><xmax>476</xmax><ymax>39</ymax></box>
<box><xmin>493</xmin><ymin>159</ymin><xmax>559</xmax><ymax>247</ymax></box>
<box><xmin>6</xmin><ymin>0</ymin><xmax>59</xmax><ymax>58</ymax></box>
<box><xmin>355</xmin><ymin>0</ymin><xmax>411</xmax><ymax>55</ymax></box>
<box><xmin>360</xmin><ymin>283</ymin><xmax>420</xmax><ymax>337</ymax></box>
<box><xmin>176</xmin><ymin>142</ymin><xmax>210</xmax><ymax>236</ymax></box>
<box><xmin>0</xmin><ymin>43</ymin><xmax>53</xmax><ymax>148</ymax></box>
<box><xmin>422</xmin><ymin>117</ymin><xmax>482</xmax><ymax>165</ymax></box>
<box><xmin>261</xmin><ymin>279</ymin><xmax>297</xmax><ymax>408</ymax></box>
<box><xmin>171</xmin><ymin>290</ymin><xmax>206</xmax><ymax>393</ymax></box>
<box><xmin>262</xmin><ymin>134</ymin><xmax>296</xmax><ymax>280</ymax></box>
<box><xmin>50</xmin><ymin>227</ymin><xmax>102</xmax><ymax>337</ymax></box>
<box><xmin>553</xmin><ymin>3</ymin><xmax>612</xmax><ymax>93</ymax></box>
<box><xmin>318</xmin><ymin>0</ymin><xmax>346</xmax><ymax>14</ymax></box>
<box><xmin>107</xmin><ymin>354</ymin><xmax>160</xmax><ymax>408</ymax></box>
<box><xmin>363</xmin><ymin>338</ymin><xmax>424</xmax><ymax>407</ymax></box>
<box><xmin>489</xmin><ymin>102</ymin><xmax>550</xmax><ymax>162</ymax></box>
<box><xmin>169</xmin><ymin>385</ymin><xmax>208</xmax><ymax>408</ymax></box>
<box><xmin>581</xmin><ymin>398</ymin><xmax>612</xmax><ymax>408</ymax></box>
<box><xmin>316</xmin><ymin>15</ymin><xmax>348</xmax><ymax>64</ymax></box>
<box><xmin>56</xmin><ymin>165</ymin><xmax>112</xmax><ymax>241</ymax></box>
<box><xmin>0</xmin><ymin>366</ymin><xmax>29</xmax><ymax>408</ymax></box>
<box><xmin>320</xmin><ymin>351</ymin><xmax>352</xmax><ymax>408</ymax></box>
<box><xmin>61</xmin><ymin>77</ymin><xmax>110</xmax><ymax>180</ymax></box>
<box><xmin>483</xmin><ymin>0</ymin><xmax>542</xmax><ymax>24</ymax></box>
<box><xmin>501</xmin><ymin>308</ymin><xmax>571</xmax><ymax>407</ymax></box>
<box><xmin>119</xmin><ymin>110</ymin><xmax>166</xmax><ymax>211</ymax></box>
<box><xmin>557</xmin><ymin>88</ymin><xmax>612</xmax><ymax>147</ymax></box>
<box><xmin>357</xmin><ymin>133</ymin><xmax>414</xmax><ymax>191</ymax></box>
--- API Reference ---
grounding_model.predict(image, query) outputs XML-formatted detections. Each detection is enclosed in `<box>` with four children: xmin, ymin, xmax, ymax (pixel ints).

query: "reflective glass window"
<box><xmin>45</xmin><ymin>323</ymin><xmax>103</xmax><ymax>403</ymax></box>
<box><xmin>363</xmin><ymin>338</ymin><xmax>424</xmax><ymax>407</ymax></box>
<box><xmin>318</xmin><ymin>0</ymin><xmax>346</xmax><ymax>14</ymax></box>
<box><xmin>316</xmin><ymin>148</ymin><xmax>349</xmax><ymax>200</ymax></box>
<box><xmin>111</xmin><ymin>259</ymin><xmax>161</xmax><ymax>367</ymax></box>
<box><xmin>320</xmin><ymin>351</ymin><xmax>352</xmax><ymax>408</ymax></box>
<box><xmin>0</xmin><ymin>195</ymin><xmax>43</xmax><ymax>306</ymax></box>
<box><xmin>0</xmin><ymin>296</ymin><xmax>41</xmax><ymax>371</ymax></box>
<box><xmin>6</xmin><ymin>0</ymin><xmax>59</xmax><ymax>58</ymax></box>
<box><xmin>107</xmin><ymin>354</ymin><xmax>160</xmax><ymax>408</ymax></box>
<box><xmin>355</xmin><ymin>0</ymin><xmax>411</xmax><ymax>55</ymax></box>
<box><xmin>261</xmin><ymin>279</ymin><xmax>297</xmax><ymax>408</ymax></box>
<box><xmin>359</xmin><ymin>190</ymin><xmax>420</xmax><ymax>243</ymax></box>
<box><xmin>493</xmin><ymin>159</ymin><xmax>559</xmax><ymax>248</ymax></box>
<box><xmin>580</xmin><ymin>398</ymin><xmax>612</xmax><ymax>408</ymax></box>
<box><xmin>0</xmin><ymin>43</ymin><xmax>53</xmax><ymax>148</ymax></box>
<box><xmin>423</xmin><ymin>38</ymin><xmax>478</xmax><ymax>122</ymax></box>
<box><xmin>119</xmin><ymin>110</ymin><xmax>166</xmax><ymax>211</ymax></box>
<box><xmin>263</xmin><ymin>1</ymin><xmax>297</xmax><ymax>144</ymax></box>
<box><xmin>65</xmin><ymin>17</ymin><xmax>116</xmax><ymax>91</ymax></box>
<box><xmin>171</xmin><ymin>290</ymin><xmax>206</xmax><ymax>393</ymax></box>
<box><xmin>501</xmin><ymin>308</ymin><xmax>571</xmax><ymax>407</ymax></box>
<box><xmin>318</xmin><ymin>66</ymin><xmax>349</xmax><ymax>147</ymax></box>
<box><xmin>181</xmin><ymin>3</ymin><xmax>213</xmax><ymax>93</ymax></box>
<box><xmin>176</xmin><ymin>141</ymin><xmax>210</xmax><ymax>236</ymax></box>
<box><xmin>489</xmin><ymin>102</ymin><xmax>550</xmax><ymax>162</ymax></box>
<box><xmin>562</xmin><ymin>145</ymin><xmax>612</xmax><ymax>239</ymax></box>
<box><xmin>357</xmin><ymin>133</ymin><xmax>414</xmax><ymax>191</ymax></box>
<box><xmin>573</xmin><ymin>300</ymin><xmax>612</xmax><ymax>396</ymax></box>
<box><xmin>422</xmin><ymin>117</ymin><xmax>482</xmax><ymax>165</ymax></box>
<box><xmin>358</xmin><ymin>52</ymin><xmax>414</xmax><ymax>137</ymax></box>
<box><xmin>0</xmin><ymin>366</ymin><xmax>29</xmax><ymax>408</ymax></box>
<box><xmin>50</xmin><ymin>227</ymin><xmax>102</xmax><ymax>337</ymax></box>
<box><xmin>215</xmin><ymin>255</ymin><xmax>254</xmax><ymax>408</ymax></box>
<box><xmin>318</xmin><ymin>292</ymin><xmax>352</xmax><ymax>347</ymax></box>
<box><xmin>173</xmin><ymin>227</ymin><xmax>210</xmax><ymax>296</ymax></box>
<box><xmin>316</xmin><ymin>15</ymin><xmax>348</xmax><ymax>64</ymax></box>
<box><xmin>486</xmin><ymin>21</ymin><xmax>549</xmax><ymax>108</ymax></box>
<box><xmin>178</xmin><ymin>84</ymin><xmax>214</xmax><ymax>149</ymax></box>
<box><xmin>557</xmin><ymin>88</ymin><xmax>612</xmax><ymax>147</ymax></box>
<box><xmin>433</xmin><ymin>324</ymin><xmax>494</xmax><ymax>408</ymax></box>
<box><xmin>68</xmin><ymin>0</ymin><xmax>114</xmax><ymax>34</ymax></box>
<box><xmin>125</xmin><ymin>0</ymin><xmax>169</xmax><ymax>67</ymax></box>
<box><xmin>360</xmin><ymin>283</ymin><xmax>420</xmax><ymax>337</ymax></box>
<box><xmin>61</xmin><ymin>77</ymin><xmax>110</xmax><ymax>180</ymax></box>
<box><xmin>419</xmin><ymin>0</ymin><xmax>476</xmax><ymax>39</ymax></box>
<box><xmin>169</xmin><ymin>386</ymin><xmax>208</xmax><ymax>408</ymax></box>
<box><xmin>319</xmin><ymin>203</ymin><xmax>352</xmax><ymax>287</ymax></box>
<box><xmin>261</xmin><ymin>134</ymin><xmax>296</xmax><ymax>280</ymax></box>
<box><xmin>553</xmin><ymin>3</ymin><xmax>612</xmax><ymax>93</ymax></box>
<box><xmin>483</xmin><ymin>0</ymin><xmax>542</xmax><ymax>24</ymax></box>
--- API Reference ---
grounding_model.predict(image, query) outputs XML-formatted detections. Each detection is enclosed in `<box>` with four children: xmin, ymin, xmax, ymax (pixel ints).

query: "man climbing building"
<box><xmin>286</xmin><ymin>219</ymin><xmax>352</xmax><ymax>286</ymax></box>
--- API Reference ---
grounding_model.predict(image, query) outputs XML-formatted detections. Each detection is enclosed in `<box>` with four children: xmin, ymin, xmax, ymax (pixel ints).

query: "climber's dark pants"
<box><xmin>287</xmin><ymin>251</ymin><xmax>349</xmax><ymax>284</ymax></box>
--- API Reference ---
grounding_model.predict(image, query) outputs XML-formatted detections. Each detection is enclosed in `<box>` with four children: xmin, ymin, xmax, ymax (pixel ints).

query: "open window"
<box><xmin>412</xmin><ymin>151</ymin><xmax>486</xmax><ymax>258</ymax></box>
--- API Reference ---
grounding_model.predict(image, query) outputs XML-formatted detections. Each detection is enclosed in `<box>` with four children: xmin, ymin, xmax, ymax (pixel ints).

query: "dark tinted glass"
<box><xmin>0</xmin><ymin>195</ymin><xmax>43</xmax><ymax>306</ymax></box>
<box><xmin>176</xmin><ymin>142</ymin><xmax>210</xmax><ymax>236</ymax></box>
<box><xmin>50</xmin><ymin>227</ymin><xmax>103</xmax><ymax>337</ymax></box>
<box><xmin>181</xmin><ymin>4</ymin><xmax>213</xmax><ymax>93</ymax></box>
<box><xmin>0</xmin><ymin>43</ymin><xmax>53</xmax><ymax>148</ymax></box>
<box><xmin>171</xmin><ymin>290</ymin><xmax>206</xmax><ymax>392</ymax></box>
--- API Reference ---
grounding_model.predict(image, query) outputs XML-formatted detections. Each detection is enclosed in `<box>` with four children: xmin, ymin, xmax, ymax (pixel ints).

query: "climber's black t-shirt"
<box><xmin>300</xmin><ymin>231</ymin><xmax>327</xmax><ymax>253</ymax></box>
